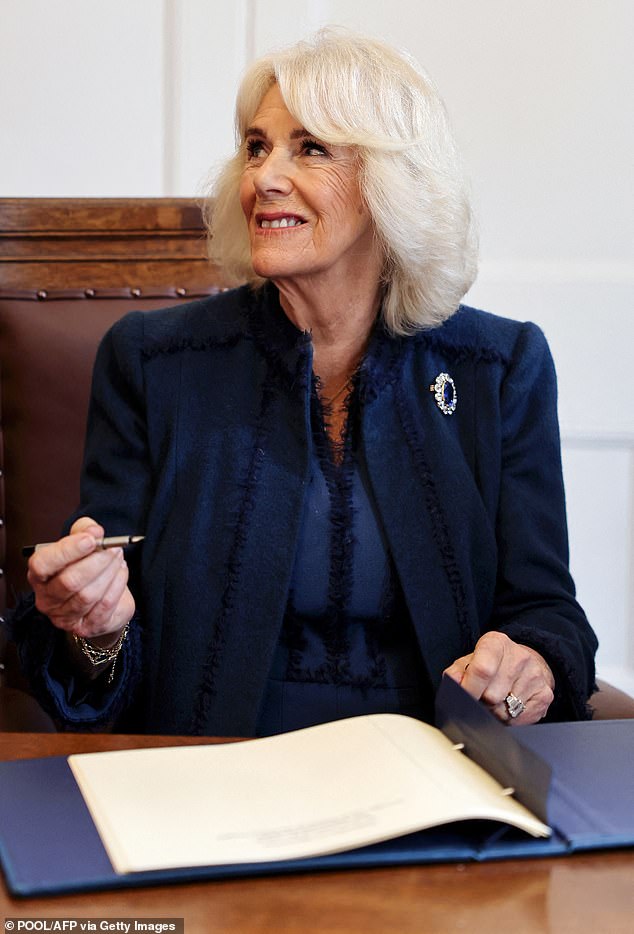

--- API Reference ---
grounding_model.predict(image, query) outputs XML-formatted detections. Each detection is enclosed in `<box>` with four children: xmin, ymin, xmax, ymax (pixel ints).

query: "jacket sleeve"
<box><xmin>8</xmin><ymin>593</ymin><xmax>142</xmax><ymax>730</ymax></box>
<box><xmin>489</xmin><ymin>321</ymin><xmax>598</xmax><ymax>719</ymax></box>
<box><xmin>8</xmin><ymin>312</ymin><xmax>150</xmax><ymax>730</ymax></box>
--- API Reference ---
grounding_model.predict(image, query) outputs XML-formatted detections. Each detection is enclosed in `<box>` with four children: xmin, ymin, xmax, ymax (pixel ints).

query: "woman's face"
<box><xmin>239</xmin><ymin>85</ymin><xmax>380</xmax><ymax>289</ymax></box>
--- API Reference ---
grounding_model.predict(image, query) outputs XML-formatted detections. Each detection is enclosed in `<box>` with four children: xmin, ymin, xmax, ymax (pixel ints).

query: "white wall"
<box><xmin>3</xmin><ymin>0</ymin><xmax>633</xmax><ymax>692</ymax></box>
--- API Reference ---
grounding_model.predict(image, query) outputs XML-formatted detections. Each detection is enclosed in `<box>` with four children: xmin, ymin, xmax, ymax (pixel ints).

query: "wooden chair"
<box><xmin>1</xmin><ymin>197</ymin><xmax>632</xmax><ymax>728</ymax></box>
<box><xmin>589</xmin><ymin>679</ymin><xmax>634</xmax><ymax>719</ymax></box>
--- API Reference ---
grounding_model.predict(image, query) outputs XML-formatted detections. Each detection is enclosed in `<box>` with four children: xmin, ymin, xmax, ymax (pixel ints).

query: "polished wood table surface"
<box><xmin>1</xmin><ymin>731</ymin><xmax>632</xmax><ymax>934</ymax></box>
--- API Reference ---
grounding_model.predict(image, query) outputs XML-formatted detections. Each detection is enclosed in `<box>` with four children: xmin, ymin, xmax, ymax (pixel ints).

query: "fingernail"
<box><xmin>78</xmin><ymin>535</ymin><xmax>96</xmax><ymax>553</ymax></box>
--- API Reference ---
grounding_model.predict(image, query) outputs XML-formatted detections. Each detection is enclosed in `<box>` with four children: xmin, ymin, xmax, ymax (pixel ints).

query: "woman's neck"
<box><xmin>273</xmin><ymin>274</ymin><xmax>382</xmax><ymax>455</ymax></box>
<box><xmin>274</xmin><ymin>275</ymin><xmax>382</xmax><ymax>389</ymax></box>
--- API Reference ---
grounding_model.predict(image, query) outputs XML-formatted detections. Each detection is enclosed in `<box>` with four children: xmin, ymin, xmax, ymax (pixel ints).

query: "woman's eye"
<box><xmin>301</xmin><ymin>140</ymin><xmax>328</xmax><ymax>157</ymax></box>
<box><xmin>246</xmin><ymin>139</ymin><xmax>266</xmax><ymax>159</ymax></box>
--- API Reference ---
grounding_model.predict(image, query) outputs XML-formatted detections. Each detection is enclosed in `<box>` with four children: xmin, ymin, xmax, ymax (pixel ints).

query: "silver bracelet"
<box><xmin>73</xmin><ymin>622</ymin><xmax>130</xmax><ymax>683</ymax></box>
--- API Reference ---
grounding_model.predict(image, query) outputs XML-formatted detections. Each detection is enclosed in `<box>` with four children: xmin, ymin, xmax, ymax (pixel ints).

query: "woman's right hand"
<box><xmin>27</xmin><ymin>516</ymin><xmax>135</xmax><ymax>646</ymax></box>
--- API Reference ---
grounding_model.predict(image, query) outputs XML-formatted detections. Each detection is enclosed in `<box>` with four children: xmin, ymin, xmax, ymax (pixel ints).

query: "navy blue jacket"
<box><xmin>13</xmin><ymin>283</ymin><xmax>597</xmax><ymax>734</ymax></box>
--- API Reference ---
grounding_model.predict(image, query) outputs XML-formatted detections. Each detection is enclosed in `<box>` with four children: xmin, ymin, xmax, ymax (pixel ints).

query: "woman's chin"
<box><xmin>251</xmin><ymin>257</ymin><xmax>299</xmax><ymax>281</ymax></box>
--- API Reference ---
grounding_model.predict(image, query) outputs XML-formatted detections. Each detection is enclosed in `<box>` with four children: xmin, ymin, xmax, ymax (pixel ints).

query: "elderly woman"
<box><xmin>12</xmin><ymin>30</ymin><xmax>596</xmax><ymax>735</ymax></box>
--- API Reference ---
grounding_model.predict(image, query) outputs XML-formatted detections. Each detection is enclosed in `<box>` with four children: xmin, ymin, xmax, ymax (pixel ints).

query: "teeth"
<box><xmin>260</xmin><ymin>217</ymin><xmax>302</xmax><ymax>229</ymax></box>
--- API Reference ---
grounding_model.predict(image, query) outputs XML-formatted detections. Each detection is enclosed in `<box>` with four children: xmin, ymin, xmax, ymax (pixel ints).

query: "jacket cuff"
<box><xmin>6</xmin><ymin>593</ymin><xmax>140</xmax><ymax>730</ymax></box>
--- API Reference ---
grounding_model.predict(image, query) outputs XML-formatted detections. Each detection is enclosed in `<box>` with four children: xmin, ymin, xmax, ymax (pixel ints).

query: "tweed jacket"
<box><xmin>13</xmin><ymin>283</ymin><xmax>597</xmax><ymax>734</ymax></box>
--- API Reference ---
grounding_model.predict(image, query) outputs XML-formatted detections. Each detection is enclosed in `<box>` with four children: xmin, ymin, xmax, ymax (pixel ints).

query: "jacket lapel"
<box><xmin>193</xmin><ymin>290</ymin><xmax>315</xmax><ymax>736</ymax></box>
<box><xmin>361</xmin><ymin>342</ymin><xmax>496</xmax><ymax>687</ymax></box>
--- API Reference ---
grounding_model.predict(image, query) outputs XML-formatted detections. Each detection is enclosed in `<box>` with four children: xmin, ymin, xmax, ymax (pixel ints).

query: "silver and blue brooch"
<box><xmin>429</xmin><ymin>372</ymin><xmax>457</xmax><ymax>415</ymax></box>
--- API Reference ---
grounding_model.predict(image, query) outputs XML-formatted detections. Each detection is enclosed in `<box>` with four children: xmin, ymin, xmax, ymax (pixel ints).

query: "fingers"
<box><xmin>73</xmin><ymin>569</ymin><xmax>135</xmax><ymax>641</ymax></box>
<box><xmin>494</xmin><ymin>645</ymin><xmax>554</xmax><ymax>725</ymax></box>
<box><xmin>27</xmin><ymin>531</ymin><xmax>101</xmax><ymax>585</ymax></box>
<box><xmin>459</xmin><ymin>632</ymin><xmax>509</xmax><ymax>701</ymax></box>
<box><xmin>46</xmin><ymin>552</ymin><xmax>127</xmax><ymax>630</ymax></box>
<box><xmin>476</xmin><ymin>638</ymin><xmax>554</xmax><ymax>725</ymax></box>
<box><xmin>444</xmin><ymin>632</ymin><xmax>555</xmax><ymax>726</ymax></box>
<box><xmin>443</xmin><ymin>653</ymin><xmax>474</xmax><ymax>687</ymax></box>
<box><xmin>70</xmin><ymin>517</ymin><xmax>105</xmax><ymax>536</ymax></box>
<box><xmin>27</xmin><ymin>519</ymin><xmax>135</xmax><ymax>638</ymax></box>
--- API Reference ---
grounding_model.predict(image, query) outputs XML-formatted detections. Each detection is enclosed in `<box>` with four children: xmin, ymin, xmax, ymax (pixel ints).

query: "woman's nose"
<box><xmin>253</xmin><ymin>149</ymin><xmax>293</xmax><ymax>196</ymax></box>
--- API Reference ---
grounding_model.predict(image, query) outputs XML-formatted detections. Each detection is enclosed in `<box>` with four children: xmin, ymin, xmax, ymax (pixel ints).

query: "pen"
<box><xmin>22</xmin><ymin>535</ymin><xmax>145</xmax><ymax>558</ymax></box>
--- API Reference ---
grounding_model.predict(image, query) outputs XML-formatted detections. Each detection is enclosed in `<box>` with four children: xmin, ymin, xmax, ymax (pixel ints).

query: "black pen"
<box><xmin>22</xmin><ymin>535</ymin><xmax>145</xmax><ymax>558</ymax></box>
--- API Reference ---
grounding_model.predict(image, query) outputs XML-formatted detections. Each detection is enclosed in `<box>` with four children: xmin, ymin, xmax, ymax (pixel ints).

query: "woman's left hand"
<box><xmin>444</xmin><ymin>631</ymin><xmax>555</xmax><ymax>725</ymax></box>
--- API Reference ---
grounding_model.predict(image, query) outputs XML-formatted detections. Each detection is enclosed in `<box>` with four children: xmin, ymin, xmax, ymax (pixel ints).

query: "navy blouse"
<box><xmin>257</xmin><ymin>384</ymin><xmax>433</xmax><ymax>735</ymax></box>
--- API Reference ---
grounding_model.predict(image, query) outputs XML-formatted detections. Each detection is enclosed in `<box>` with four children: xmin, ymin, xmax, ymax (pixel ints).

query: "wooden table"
<box><xmin>1</xmin><ymin>732</ymin><xmax>632</xmax><ymax>934</ymax></box>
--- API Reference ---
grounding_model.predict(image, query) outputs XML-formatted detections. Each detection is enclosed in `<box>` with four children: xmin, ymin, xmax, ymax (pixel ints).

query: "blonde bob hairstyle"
<box><xmin>206</xmin><ymin>28</ymin><xmax>478</xmax><ymax>335</ymax></box>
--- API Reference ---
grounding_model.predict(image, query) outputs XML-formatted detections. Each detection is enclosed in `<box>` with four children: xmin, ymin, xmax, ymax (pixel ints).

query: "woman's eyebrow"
<box><xmin>244</xmin><ymin>125</ymin><xmax>312</xmax><ymax>140</ymax></box>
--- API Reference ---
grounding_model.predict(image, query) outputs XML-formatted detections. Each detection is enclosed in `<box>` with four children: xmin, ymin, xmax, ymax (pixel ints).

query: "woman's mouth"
<box><xmin>257</xmin><ymin>214</ymin><xmax>306</xmax><ymax>229</ymax></box>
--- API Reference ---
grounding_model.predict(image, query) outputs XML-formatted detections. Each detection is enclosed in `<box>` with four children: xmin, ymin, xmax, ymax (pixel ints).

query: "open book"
<box><xmin>68</xmin><ymin>701</ymin><xmax>549</xmax><ymax>874</ymax></box>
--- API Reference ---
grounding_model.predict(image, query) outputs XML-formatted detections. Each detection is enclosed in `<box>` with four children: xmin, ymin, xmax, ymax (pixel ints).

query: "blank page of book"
<box><xmin>68</xmin><ymin>713</ymin><xmax>550</xmax><ymax>874</ymax></box>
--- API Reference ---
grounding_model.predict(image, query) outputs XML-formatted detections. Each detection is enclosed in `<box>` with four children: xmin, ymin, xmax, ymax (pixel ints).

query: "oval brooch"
<box><xmin>429</xmin><ymin>372</ymin><xmax>457</xmax><ymax>415</ymax></box>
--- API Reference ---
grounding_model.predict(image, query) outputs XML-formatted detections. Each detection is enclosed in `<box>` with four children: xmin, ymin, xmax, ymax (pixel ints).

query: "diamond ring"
<box><xmin>505</xmin><ymin>693</ymin><xmax>525</xmax><ymax>719</ymax></box>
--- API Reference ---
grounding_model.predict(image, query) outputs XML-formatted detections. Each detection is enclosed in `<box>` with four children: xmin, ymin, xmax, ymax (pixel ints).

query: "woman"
<box><xmin>11</xmin><ymin>30</ymin><xmax>597</xmax><ymax>735</ymax></box>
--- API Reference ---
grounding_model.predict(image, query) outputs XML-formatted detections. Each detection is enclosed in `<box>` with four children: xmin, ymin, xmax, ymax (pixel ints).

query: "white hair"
<box><xmin>205</xmin><ymin>28</ymin><xmax>478</xmax><ymax>334</ymax></box>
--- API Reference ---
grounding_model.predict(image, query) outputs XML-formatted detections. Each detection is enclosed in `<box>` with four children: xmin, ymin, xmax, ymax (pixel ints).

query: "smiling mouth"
<box><xmin>257</xmin><ymin>215</ymin><xmax>306</xmax><ymax>229</ymax></box>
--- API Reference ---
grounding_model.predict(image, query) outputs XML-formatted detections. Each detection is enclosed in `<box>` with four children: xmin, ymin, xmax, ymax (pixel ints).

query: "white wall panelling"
<box><xmin>3</xmin><ymin>0</ymin><xmax>633</xmax><ymax>691</ymax></box>
<box><xmin>1</xmin><ymin>0</ymin><xmax>165</xmax><ymax>196</ymax></box>
<box><xmin>562</xmin><ymin>443</ymin><xmax>634</xmax><ymax>695</ymax></box>
<box><xmin>163</xmin><ymin>0</ymin><xmax>251</xmax><ymax>195</ymax></box>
